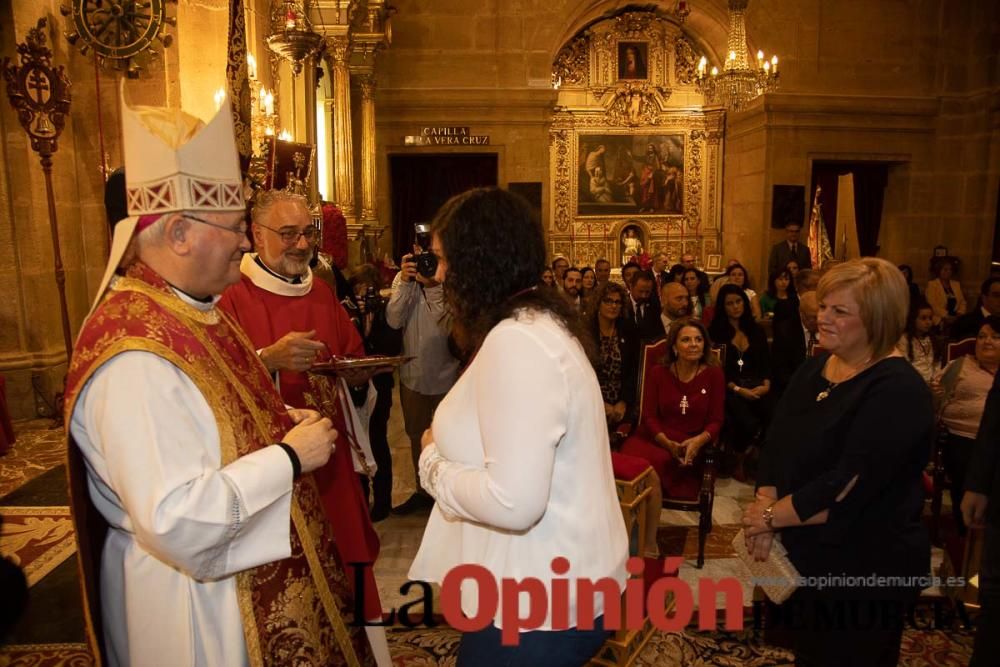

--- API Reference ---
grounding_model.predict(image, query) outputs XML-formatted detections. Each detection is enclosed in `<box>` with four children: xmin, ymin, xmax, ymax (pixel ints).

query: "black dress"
<box><xmin>758</xmin><ymin>354</ymin><xmax>933</xmax><ymax>666</ymax></box>
<box><xmin>722</xmin><ymin>326</ymin><xmax>773</xmax><ymax>451</ymax></box>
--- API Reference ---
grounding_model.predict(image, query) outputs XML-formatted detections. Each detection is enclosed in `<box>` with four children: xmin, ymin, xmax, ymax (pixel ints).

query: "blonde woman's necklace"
<box><xmin>816</xmin><ymin>355</ymin><xmax>876</xmax><ymax>402</ymax></box>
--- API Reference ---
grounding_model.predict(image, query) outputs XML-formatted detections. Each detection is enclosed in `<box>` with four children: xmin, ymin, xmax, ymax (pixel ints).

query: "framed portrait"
<box><xmin>577</xmin><ymin>133</ymin><xmax>684</xmax><ymax>217</ymax></box>
<box><xmin>617</xmin><ymin>42</ymin><xmax>648</xmax><ymax>80</ymax></box>
<box><xmin>706</xmin><ymin>254</ymin><xmax>722</xmax><ymax>271</ymax></box>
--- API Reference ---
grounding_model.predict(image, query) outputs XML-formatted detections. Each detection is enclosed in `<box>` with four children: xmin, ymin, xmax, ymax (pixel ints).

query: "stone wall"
<box><xmin>377</xmin><ymin>0</ymin><xmax>999</xmax><ymax>292</ymax></box>
<box><xmin>1</xmin><ymin>0</ymin><xmax>186</xmax><ymax>419</ymax></box>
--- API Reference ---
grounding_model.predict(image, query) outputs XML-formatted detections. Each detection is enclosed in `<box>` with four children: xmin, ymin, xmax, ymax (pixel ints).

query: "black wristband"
<box><xmin>277</xmin><ymin>442</ymin><xmax>301</xmax><ymax>481</ymax></box>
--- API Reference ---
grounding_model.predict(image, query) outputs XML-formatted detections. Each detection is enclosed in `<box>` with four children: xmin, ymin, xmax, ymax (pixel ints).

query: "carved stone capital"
<box><xmin>326</xmin><ymin>35</ymin><xmax>351</xmax><ymax>64</ymax></box>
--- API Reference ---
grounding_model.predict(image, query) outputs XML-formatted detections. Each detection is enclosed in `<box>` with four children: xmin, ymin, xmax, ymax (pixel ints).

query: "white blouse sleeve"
<box><xmin>419</xmin><ymin>324</ymin><xmax>569</xmax><ymax>532</ymax></box>
<box><xmin>71</xmin><ymin>351</ymin><xmax>294</xmax><ymax>581</ymax></box>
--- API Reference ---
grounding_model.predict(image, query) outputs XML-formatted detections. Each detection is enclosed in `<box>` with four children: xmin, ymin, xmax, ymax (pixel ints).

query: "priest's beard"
<box><xmin>275</xmin><ymin>250</ymin><xmax>310</xmax><ymax>279</ymax></box>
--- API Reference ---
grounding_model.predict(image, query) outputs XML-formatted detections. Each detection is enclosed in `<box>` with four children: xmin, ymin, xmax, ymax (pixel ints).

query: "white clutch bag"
<box><xmin>732</xmin><ymin>529</ymin><xmax>800</xmax><ymax>604</ymax></box>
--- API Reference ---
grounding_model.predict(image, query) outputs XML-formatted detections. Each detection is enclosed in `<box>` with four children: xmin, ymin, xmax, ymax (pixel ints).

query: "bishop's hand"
<box><xmin>283</xmin><ymin>415</ymin><xmax>337</xmax><ymax>473</ymax></box>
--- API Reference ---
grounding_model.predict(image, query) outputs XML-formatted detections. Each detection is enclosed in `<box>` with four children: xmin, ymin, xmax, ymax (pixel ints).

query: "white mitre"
<box><xmin>88</xmin><ymin>82</ymin><xmax>245</xmax><ymax>317</ymax></box>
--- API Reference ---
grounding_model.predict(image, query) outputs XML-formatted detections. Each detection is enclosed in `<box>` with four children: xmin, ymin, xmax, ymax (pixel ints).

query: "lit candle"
<box><xmin>710</xmin><ymin>66</ymin><xmax>719</xmax><ymax>77</ymax></box>
<box><xmin>279</xmin><ymin>129</ymin><xmax>293</xmax><ymax>142</ymax></box>
<box><xmin>763</xmin><ymin>61</ymin><xmax>770</xmax><ymax>73</ymax></box>
<box><xmin>771</xmin><ymin>55</ymin><xmax>778</xmax><ymax>73</ymax></box>
<box><xmin>265</xmin><ymin>127</ymin><xmax>274</xmax><ymax>136</ymax></box>
<box><xmin>213</xmin><ymin>88</ymin><xmax>226</xmax><ymax>110</ymax></box>
<box><xmin>263</xmin><ymin>90</ymin><xmax>274</xmax><ymax>116</ymax></box>
<box><xmin>757</xmin><ymin>50</ymin><xmax>764</xmax><ymax>62</ymax></box>
<box><xmin>698</xmin><ymin>56</ymin><xmax>707</xmax><ymax>71</ymax></box>
<box><xmin>247</xmin><ymin>53</ymin><xmax>257</xmax><ymax>80</ymax></box>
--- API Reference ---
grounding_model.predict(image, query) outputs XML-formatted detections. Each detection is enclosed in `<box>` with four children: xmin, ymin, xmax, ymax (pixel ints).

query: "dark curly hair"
<box><xmin>709</xmin><ymin>283</ymin><xmax>761</xmax><ymax>344</ymax></box>
<box><xmin>431</xmin><ymin>187</ymin><xmax>595</xmax><ymax>360</ymax></box>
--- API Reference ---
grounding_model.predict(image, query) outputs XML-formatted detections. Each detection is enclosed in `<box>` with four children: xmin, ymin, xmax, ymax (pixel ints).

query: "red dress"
<box><xmin>219</xmin><ymin>274</ymin><xmax>382</xmax><ymax>620</ymax></box>
<box><xmin>621</xmin><ymin>364</ymin><xmax>725</xmax><ymax>499</ymax></box>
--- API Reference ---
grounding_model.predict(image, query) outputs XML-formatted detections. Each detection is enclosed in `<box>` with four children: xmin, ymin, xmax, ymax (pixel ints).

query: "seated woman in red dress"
<box><xmin>621</xmin><ymin>318</ymin><xmax>725</xmax><ymax>499</ymax></box>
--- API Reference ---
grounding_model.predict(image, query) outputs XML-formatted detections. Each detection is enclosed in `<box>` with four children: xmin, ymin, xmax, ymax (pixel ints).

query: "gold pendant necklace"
<box><xmin>817</xmin><ymin>354</ymin><xmax>877</xmax><ymax>401</ymax></box>
<box><xmin>816</xmin><ymin>381</ymin><xmax>837</xmax><ymax>402</ymax></box>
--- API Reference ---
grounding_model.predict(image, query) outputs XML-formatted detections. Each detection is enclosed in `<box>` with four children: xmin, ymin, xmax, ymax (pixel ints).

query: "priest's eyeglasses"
<box><xmin>255</xmin><ymin>222</ymin><xmax>320</xmax><ymax>245</ymax></box>
<box><xmin>182</xmin><ymin>214</ymin><xmax>248</xmax><ymax>236</ymax></box>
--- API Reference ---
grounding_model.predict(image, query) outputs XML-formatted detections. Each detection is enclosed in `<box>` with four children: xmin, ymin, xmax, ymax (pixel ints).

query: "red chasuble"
<box><xmin>219</xmin><ymin>256</ymin><xmax>382</xmax><ymax>621</ymax></box>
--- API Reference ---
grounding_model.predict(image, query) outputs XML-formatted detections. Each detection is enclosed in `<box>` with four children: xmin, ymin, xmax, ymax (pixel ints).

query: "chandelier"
<box><xmin>267</xmin><ymin>0</ymin><xmax>322</xmax><ymax>75</ymax></box>
<box><xmin>695</xmin><ymin>0</ymin><xmax>778</xmax><ymax>112</ymax></box>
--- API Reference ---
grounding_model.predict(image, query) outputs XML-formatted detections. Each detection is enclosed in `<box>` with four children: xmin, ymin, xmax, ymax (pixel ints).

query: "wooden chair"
<box><xmin>592</xmin><ymin>458</ymin><xmax>657</xmax><ymax>666</ymax></box>
<box><xmin>928</xmin><ymin>337</ymin><xmax>977</xmax><ymax>544</ymax></box>
<box><xmin>625</xmin><ymin>338</ymin><xmax>719</xmax><ymax>568</ymax></box>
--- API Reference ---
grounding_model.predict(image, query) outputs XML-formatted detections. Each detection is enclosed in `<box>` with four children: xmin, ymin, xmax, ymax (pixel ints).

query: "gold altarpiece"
<box><xmin>549</xmin><ymin>11</ymin><xmax>724</xmax><ymax>269</ymax></box>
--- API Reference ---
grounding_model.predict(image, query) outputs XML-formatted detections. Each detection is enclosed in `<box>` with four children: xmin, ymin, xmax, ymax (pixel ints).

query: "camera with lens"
<box><xmin>413</xmin><ymin>222</ymin><xmax>438</xmax><ymax>278</ymax></box>
<box><xmin>363</xmin><ymin>285</ymin><xmax>381</xmax><ymax>313</ymax></box>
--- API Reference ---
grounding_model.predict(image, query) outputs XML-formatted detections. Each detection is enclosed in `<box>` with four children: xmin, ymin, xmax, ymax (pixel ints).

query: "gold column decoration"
<box><xmin>327</xmin><ymin>35</ymin><xmax>356</xmax><ymax>221</ymax></box>
<box><xmin>357</xmin><ymin>71</ymin><xmax>377</xmax><ymax>224</ymax></box>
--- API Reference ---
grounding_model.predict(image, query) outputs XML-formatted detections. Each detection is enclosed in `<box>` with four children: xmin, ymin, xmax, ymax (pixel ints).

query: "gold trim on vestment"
<box><xmin>111</xmin><ymin>276</ymin><xmax>222</xmax><ymax>325</ymax></box>
<box><xmin>291</xmin><ymin>498</ymin><xmax>362</xmax><ymax>667</ymax></box>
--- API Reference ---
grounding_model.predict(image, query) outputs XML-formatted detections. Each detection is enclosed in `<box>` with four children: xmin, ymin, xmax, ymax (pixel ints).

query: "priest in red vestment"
<box><xmin>218</xmin><ymin>189</ymin><xmax>388</xmax><ymax>661</ymax></box>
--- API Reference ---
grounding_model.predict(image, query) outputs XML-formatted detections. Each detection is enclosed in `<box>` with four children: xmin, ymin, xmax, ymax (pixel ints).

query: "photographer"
<box><xmin>386</xmin><ymin>226</ymin><xmax>460</xmax><ymax>514</ymax></box>
<box><xmin>343</xmin><ymin>265</ymin><xmax>403</xmax><ymax>522</ymax></box>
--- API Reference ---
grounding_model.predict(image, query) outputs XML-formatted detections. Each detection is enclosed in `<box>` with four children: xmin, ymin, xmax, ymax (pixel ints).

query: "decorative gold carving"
<box><xmin>685</xmin><ymin>129</ymin><xmax>704</xmax><ymax>232</ymax></box>
<box><xmin>551</xmin><ymin>10</ymin><xmax>723</xmax><ymax>262</ymax></box>
<box><xmin>614</xmin><ymin>12</ymin><xmax>655</xmax><ymax>38</ymax></box>
<box><xmin>553</xmin><ymin>35</ymin><xmax>589</xmax><ymax>86</ymax></box>
<box><xmin>674</xmin><ymin>35</ymin><xmax>698</xmax><ymax>85</ymax></box>
<box><xmin>604</xmin><ymin>83</ymin><xmax>670</xmax><ymax>127</ymax></box>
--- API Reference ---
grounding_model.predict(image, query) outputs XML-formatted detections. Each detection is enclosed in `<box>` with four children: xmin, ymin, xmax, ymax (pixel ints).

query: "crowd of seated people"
<box><xmin>534</xmin><ymin>249</ymin><xmax>997</xmax><ymax>504</ymax></box>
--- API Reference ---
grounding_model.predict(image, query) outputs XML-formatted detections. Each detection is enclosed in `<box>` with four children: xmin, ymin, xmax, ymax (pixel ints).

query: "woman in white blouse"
<box><xmin>409</xmin><ymin>188</ymin><xmax>628</xmax><ymax>665</ymax></box>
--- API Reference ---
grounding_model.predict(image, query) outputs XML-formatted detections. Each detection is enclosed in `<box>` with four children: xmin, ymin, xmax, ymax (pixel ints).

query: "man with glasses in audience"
<box><xmin>218</xmin><ymin>189</ymin><xmax>391</xmax><ymax>665</ymax></box>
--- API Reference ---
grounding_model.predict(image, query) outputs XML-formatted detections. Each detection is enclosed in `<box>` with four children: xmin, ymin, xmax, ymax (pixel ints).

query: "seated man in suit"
<box><xmin>770</xmin><ymin>290</ymin><xmax>819</xmax><ymax>397</ymax></box>
<box><xmin>767</xmin><ymin>222</ymin><xmax>812</xmax><ymax>279</ymax></box>
<box><xmin>952</xmin><ymin>277</ymin><xmax>1000</xmax><ymax>341</ymax></box>
<box><xmin>626</xmin><ymin>269</ymin><xmax>665</xmax><ymax>343</ymax></box>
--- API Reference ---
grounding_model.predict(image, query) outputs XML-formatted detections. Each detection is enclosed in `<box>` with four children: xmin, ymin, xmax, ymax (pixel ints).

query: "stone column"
<box><xmin>327</xmin><ymin>35</ymin><xmax>356</xmax><ymax>222</ymax></box>
<box><xmin>357</xmin><ymin>71</ymin><xmax>377</xmax><ymax>224</ymax></box>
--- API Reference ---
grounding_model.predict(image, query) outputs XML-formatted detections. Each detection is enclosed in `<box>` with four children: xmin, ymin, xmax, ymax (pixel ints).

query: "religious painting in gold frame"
<box><xmin>577</xmin><ymin>133</ymin><xmax>684</xmax><ymax>217</ymax></box>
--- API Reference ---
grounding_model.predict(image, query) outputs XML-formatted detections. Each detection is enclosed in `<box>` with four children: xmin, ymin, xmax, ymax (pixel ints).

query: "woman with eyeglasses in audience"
<box><xmin>587</xmin><ymin>279</ymin><xmax>661</xmax><ymax>557</ymax></box>
<box><xmin>588</xmin><ymin>281</ymin><xmax>639</xmax><ymax>428</ymax></box>
<box><xmin>931</xmin><ymin>316</ymin><xmax>1000</xmax><ymax>534</ymax></box>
